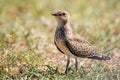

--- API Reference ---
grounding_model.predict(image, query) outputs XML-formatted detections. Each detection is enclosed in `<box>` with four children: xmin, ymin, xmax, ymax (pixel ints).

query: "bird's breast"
<box><xmin>54</xmin><ymin>36</ymin><xmax>76</xmax><ymax>58</ymax></box>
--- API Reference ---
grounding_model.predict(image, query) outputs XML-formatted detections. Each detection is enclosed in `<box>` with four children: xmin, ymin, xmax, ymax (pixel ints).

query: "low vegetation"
<box><xmin>0</xmin><ymin>0</ymin><xmax>120</xmax><ymax>79</ymax></box>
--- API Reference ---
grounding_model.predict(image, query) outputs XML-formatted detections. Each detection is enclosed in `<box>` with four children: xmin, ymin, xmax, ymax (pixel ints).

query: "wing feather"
<box><xmin>65</xmin><ymin>34</ymin><xmax>99</xmax><ymax>57</ymax></box>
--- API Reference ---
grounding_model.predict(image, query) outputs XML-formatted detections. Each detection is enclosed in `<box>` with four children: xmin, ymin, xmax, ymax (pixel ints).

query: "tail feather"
<box><xmin>88</xmin><ymin>55</ymin><xmax>110</xmax><ymax>60</ymax></box>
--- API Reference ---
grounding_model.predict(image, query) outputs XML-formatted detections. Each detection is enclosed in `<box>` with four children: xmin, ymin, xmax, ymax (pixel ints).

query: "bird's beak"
<box><xmin>51</xmin><ymin>13</ymin><xmax>57</xmax><ymax>16</ymax></box>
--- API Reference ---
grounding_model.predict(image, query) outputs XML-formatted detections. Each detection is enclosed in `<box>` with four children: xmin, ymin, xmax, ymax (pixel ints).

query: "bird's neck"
<box><xmin>57</xmin><ymin>21</ymin><xmax>72</xmax><ymax>33</ymax></box>
<box><xmin>57</xmin><ymin>20</ymin><xmax>70</xmax><ymax>28</ymax></box>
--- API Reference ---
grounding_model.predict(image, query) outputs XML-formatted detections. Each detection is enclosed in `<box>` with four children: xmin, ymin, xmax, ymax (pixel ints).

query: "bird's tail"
<box><xmin>88</xmin><ymin>55</ymin><xmax>110</xmax><ymax>60</ymax></box>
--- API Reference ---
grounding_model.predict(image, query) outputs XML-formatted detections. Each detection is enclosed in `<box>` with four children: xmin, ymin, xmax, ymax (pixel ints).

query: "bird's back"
<box><xmin>64</xmin><ymin>28</ymin><xmax>110</xmax><ymax>60</ymax></box>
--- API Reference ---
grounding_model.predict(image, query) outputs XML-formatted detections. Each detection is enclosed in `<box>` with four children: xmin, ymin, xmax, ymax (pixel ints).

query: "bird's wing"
<box><xmin>65</xmin><ymin>34</ymin><xmax>100</xmax><ymax>57</ymax></box>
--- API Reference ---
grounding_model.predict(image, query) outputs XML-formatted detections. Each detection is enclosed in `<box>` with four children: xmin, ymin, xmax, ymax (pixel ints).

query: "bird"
<box><xmin>51</xmin><ymin>10</ymin><xmax>110</xmax><ymax>74</ymax></box>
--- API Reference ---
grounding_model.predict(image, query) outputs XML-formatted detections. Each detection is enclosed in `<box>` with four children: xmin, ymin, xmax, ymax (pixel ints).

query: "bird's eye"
<box><xmin>62</xmin><ymin>13</ymin><xmax>66</xmax><ymax>15</ymax></box>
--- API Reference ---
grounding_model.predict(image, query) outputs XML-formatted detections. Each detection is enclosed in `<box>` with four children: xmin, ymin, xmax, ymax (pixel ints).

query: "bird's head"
<box><xmin>51</xmin><ymin>10</ymin><xmax>70</xmax><ymax>25</ymax></box>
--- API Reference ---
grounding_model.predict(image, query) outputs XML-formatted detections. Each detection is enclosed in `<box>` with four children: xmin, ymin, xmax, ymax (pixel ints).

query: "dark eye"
<box><xmin>62</xmin><ymin>13</ymin><xmax>65</xmax><ymax>15</ymax></box>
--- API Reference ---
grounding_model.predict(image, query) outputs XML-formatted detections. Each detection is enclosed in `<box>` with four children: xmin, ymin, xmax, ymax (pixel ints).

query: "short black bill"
<box><xmin>51</xmin><ymin>13</ymin><xmax>58</xmax><ymax>16</ymax></box>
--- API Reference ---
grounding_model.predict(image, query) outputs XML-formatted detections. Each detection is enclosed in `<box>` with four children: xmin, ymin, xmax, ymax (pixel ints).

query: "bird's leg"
<box><xmin>75</xmin><ymin>58</ymin><xmax>78</xmax><ymax>72</ymax></box>
<box><xmin>65</xmin><ymin>56</ymin><xmax>70</xmax><ymax>74</ymax></box>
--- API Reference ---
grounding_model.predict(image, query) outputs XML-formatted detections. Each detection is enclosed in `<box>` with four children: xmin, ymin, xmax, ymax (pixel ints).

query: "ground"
<box><xmin>0</xmin><ymin>0</ymin><xmax>120</xmax><ymax>80</ymax></box>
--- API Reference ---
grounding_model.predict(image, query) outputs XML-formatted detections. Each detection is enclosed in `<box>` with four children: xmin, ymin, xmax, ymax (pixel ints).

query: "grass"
<box><xmin>0</xmin><ymin>0</ymin><xmax>120</xmax><ymax>80</ymax></box>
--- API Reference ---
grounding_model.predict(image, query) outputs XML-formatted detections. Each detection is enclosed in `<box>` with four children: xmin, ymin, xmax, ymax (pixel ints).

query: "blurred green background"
<box><xmin>0</xmin><ymin>0</ymin><xmax>120</xmax><ymax>79</ymax></box>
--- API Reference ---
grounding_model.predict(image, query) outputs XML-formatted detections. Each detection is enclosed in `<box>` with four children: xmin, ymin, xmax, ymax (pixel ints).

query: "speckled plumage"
<box><xmin>52</xmin><ymin>10</ymin><xmax>110</xmax><ymax>74</ymax></box>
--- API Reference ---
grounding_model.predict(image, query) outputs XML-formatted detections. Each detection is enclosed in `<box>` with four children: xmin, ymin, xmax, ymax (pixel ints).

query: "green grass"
<box><xmin>0</xmin><ymin>0</ymin><xmax>120</xmax><ymax>80</ymax></box>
